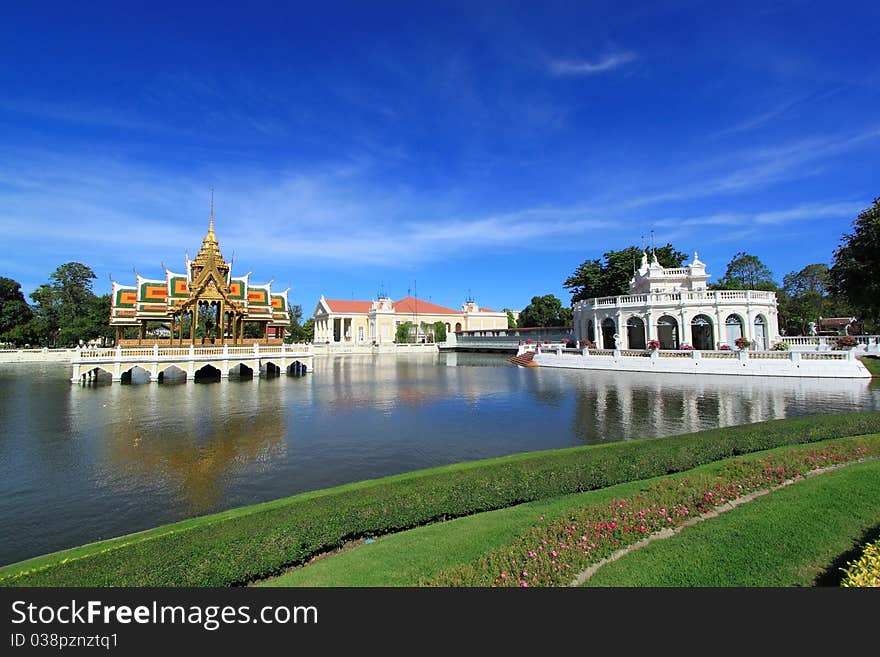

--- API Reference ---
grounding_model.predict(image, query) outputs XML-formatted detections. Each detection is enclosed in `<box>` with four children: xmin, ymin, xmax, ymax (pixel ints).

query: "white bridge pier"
<box><xmin>71</xmin><ymin>343</ymin><xmax>313</xmax><ymax>383</ymax></box>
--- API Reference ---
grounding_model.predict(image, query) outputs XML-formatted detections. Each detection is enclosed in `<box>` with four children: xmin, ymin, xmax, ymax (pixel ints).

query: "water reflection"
<box><xmin>91</xmin><ymin>381</ymin><xmax>288</xmax><ymax>514</ymax></box>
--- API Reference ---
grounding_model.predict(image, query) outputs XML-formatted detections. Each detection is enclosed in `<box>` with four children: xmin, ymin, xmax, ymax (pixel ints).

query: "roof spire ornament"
<box><xmin>208</xmin><ymin>188</ymin><xmax>215</xmax><ymax>239</ymax></box>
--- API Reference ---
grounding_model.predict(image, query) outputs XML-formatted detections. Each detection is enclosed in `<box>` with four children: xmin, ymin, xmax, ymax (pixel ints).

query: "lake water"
<box><xmin>1</xmin><ymin>351</ymin><xmax>878</xmax><ymax>566</ymax></box>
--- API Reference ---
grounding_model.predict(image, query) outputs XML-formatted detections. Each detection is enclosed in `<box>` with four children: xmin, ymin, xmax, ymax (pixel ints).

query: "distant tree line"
<box><xmin>0</xmin><ymin>263</ymin><xmax>113</xmax><ymax>347</ymax></box>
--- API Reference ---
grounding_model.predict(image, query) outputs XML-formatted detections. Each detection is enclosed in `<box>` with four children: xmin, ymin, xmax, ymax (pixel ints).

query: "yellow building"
<box><xmin>313</xmin><ymin>295</ymin><xmax>508</xmax><ymax>344</ymax></box>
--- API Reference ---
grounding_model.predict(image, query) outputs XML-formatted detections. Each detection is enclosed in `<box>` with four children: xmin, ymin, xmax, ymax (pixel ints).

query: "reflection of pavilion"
<box><xmin>574</xmin><ymin>252</ymin><xmax>780</xmax><ymax>350</ymax></box>
<box><xmin>91</xmin><ymin>382</ymin><xmax>288</xmax><ymax>514</ymax></box>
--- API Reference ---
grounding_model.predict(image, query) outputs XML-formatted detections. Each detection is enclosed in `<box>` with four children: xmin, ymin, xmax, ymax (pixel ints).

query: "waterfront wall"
<box><xmin>530</xmin><ymin>346</ymin><xmax>871</xmax><ymax>379</ymax></box>
<box><xmin>0</xmin><ymin>348</ymin><xmax>77</xmax><ymax>363</ymax></box>
<box><xmin>310</xmin><ymin>343</ymin><xmax>440</xmax><ymax>355</ymax></box>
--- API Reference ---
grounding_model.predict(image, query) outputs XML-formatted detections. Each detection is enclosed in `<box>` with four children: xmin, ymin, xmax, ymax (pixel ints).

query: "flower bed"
<box><xmin>841</xmin><ymin>539</ymin><xmax>880</xmax><ymax>587</ymax></box>
<box><xmin>426</xmin><ymin>438</ymin><xmax>880</xmax><ymax>586</ymax></box>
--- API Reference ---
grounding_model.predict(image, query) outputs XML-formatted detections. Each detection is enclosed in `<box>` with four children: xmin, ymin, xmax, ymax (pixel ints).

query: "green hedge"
<box><xmin>3</xmin><ymin>412</ymin><xmax>880</xmax><ymax>587</ymax></box>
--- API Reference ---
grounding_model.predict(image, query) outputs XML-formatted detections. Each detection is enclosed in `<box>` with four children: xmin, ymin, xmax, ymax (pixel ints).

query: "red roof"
<box><xmin>480</xmin><ymin>307</ymin><xmax>498</xmax><ymax>313</ymax></box>
<box><xmin>323</xmin><ymin>299</ymin><xmax>374</xmax><ymax>313</ymax></box>
<box><xmin>393</xmin><ymin>296</ymin><xmax>459</xmax><ymax>315</ymax></box>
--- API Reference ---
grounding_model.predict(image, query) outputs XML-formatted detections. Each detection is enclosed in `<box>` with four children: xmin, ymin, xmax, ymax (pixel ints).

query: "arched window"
<box><xmin>725</xmin><ymin>314</ymin><xmax>744</xmax><ymax>346</ymax></box>
<box><xmin>690</xmin><ymin>314</ymin><xmax>714</xmax><ymax>350</ymax></box>
<box><xmin>454</xmin><ymin>322</ymin><xmax>462</xmax><ymax>332</ymax></box>
<box><xmin>753</xmin><ymin>315</ymin><xmax>767</xmax><ymax>350</ymax></box>
<box><xmin>656</xmin><ymin>315</ymin><xmax>679</xmax><ymax>350</ymax></box>
<box><xmin>601</xmin><ymin>318</ymin><xmax>617</xmax><ymax>349</ymax></box>
<box><xmin>626</xmin><ymin>316</ymin><xmax>646</xmax><ymax>349</ymax></box>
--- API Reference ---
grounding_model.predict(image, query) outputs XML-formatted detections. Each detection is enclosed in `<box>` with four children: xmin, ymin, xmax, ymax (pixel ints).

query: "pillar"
<box><xmin>191</xmin><ymin>305</ymin><xmax>198</xmax><ymax>344</ymax></box>
<box><xmin>679</xmin><ymin>310</ymin><xmax>689</xmax><ymax>346</ymax></box>
<box><xmin>138</xmin><ymin>321</ymin><xmax>146</xmax><ymax>346</ymax></box>
<box><xmin>219</xmin><ymin>301</ymin><xmax>225</xmax><ymax>345</ymax></box>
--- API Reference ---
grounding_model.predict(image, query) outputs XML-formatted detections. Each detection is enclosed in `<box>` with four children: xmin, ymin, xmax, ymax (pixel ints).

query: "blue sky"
<box><xmin>1</xmin><ymin>1</ymin><xmax>878</xmax><ymax>314</ymax></box>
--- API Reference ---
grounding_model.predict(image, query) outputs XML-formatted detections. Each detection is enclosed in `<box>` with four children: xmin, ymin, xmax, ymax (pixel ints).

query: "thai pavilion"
<box><xmin>109</xmin><ymin>212</ymin><xmax>290</xmax><ymax>345</ymax></box>
<box><xmin>573</xmin><ymin>251</ymin><xmax>780</xmax><ymax>351</ymax></box>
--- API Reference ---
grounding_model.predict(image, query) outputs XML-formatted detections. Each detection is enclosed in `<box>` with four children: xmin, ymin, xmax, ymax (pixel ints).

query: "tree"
<box><xmin>0</xmin><ymin>277</ymin><xmax>33</xmax><ymax>342</ymax></box>
<box><xmin>395</xmin><ymin>321</ymin><xmax>413</xmax><ymax>343</ymax></box>
<box><xmin>564</xmin><ymin>243</ymin><xmax>687</xmax><ymax>302</ymax></box>
<box><xmin>711</xmin><ymin>252</ymin><xmax>777</xmax><ymax>291</ymax></box>
<box><xmin>285</xmin><ymin>304</ymin><xmax>314</xmax><ymax>343</ymax></box>
<box><xmin>779</xmin><ymin>264</ymin><xmax>849</xmax><ymax>335</ymax></box>
<box><xmin>519</xmin><ymin>294</ymin><xmax>570</xmax><ymax>327</ymax></box>
<box><xmin>503</xmin><ymin>308</ymin><xmax>517</xmax><ymax>329</ymax></box>
<box><xmin>432</xmin><ymin>321</ymin><xmax>447</xmax><ymax>342</ymax></box>
<box><xmin>831</xmin><ymin>198</ymin><xmax>880</xmax><ymax>331</ymax></box>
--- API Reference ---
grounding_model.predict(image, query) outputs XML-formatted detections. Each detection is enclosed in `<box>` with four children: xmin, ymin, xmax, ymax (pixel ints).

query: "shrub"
<box><xmin>718</xmin><ymin>344</ymin><xmax>732</xmax><ymax>351</ymax></box>
<box><xmin>834</xmin><ymin>336</ymin><xmax>858</xmax><ymax>350</ymax></box>
<box><xmin>3</xmin><ymin>413</ymin><xmax>879</xmax><ymax>587</ymax></box>
<box><xmin>771</xmin><ymin>341</ymin><xmax>789</xmax><ymax>351</ymax></box>
<box><xmin>679</xmin><ymin>343</ymin><xmax>694</xmax><ymax>351</ymax></box>
<box><xmin>735</xmin><ymin>337</ymin><xmax>752</xmax><ymax>349</ymax></box>
<box><xmin>647</xmin><ymin>339</ymin><xmax>661</xmax><ymax>350</ymax></box>
<box><xmin>841</xmin><ymin>540</ymin><xmax>880</xmax><ymax>587</ymax></box>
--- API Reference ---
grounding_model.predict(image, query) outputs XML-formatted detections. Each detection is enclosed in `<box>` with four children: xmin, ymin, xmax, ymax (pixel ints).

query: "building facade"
<box><xmin>109</xmin><ymin>213</ymin><xmax>290</xmax><ymax>345</ymax></box>
<box><xmin>313</xmin><ymin>295</ymin><xmax>508</xmax><ymax>344</ymax></box>
<box><xmin>573</xmin><ymin>251</ymin><xmax>780</xmax><ymax>350</ymax></box>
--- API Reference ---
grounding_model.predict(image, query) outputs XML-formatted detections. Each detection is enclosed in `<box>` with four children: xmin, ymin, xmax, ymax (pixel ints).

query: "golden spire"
<box><xmin>192</xmin><ymin>189</ymin><xmax>227</xmax><ymax>271</ymax></box>
<box><xmin>207</xmin><ymin>187</ymin><xmax>216</xmax><ymax>242</ymax></box>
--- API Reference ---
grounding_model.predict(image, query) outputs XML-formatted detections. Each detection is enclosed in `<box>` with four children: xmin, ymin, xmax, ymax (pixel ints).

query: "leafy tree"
<box><xmin>0</xmin><ymin>277</ymin><xmax>33</xmax><ymax>342</ymax></box>
<box><xmin>564</xmin><ymin>244</ymin><xmax>687</xmax><ymax>302</ymax></box>
<box><xmin>29</xmin><ymin>283</ymin><xmax>60</xmax><ymax>346</ymax></box>
<box><xmin>779</xmin><ymin>264</ymin><xmax>849</xmax><ymax>335</ymax></box>
<box><xmin>711</xmin><ymin>252</ymin><xmax>777</xmax><ymax>291</ymax></box>
<box><xmin>503</xmin><ymin>308</ymin><xmax>517</xmax><ymax>329</ymax></box>
<box><xmin>519</xmin><ymin>294</ymin><xmax>570</xmax><ymax>327</ymax></box>
<box><xmin>432</xmin><ymin>321</ymin><xmax>447</xmax><ymax>342</ymax></box>
<box><xmin>395</xmin><ymin>321</ymin><xmax>413</xmax><ymax>343</ymax></box>
<box><xmin>285</xmin><ymin>304</ymin><xmax>314</xmax><ymax>343</ymax></box>
<box><xmin>830</xmin><ymin>198</ymin><xmax>880</xmax><ymax>331</ymax></box>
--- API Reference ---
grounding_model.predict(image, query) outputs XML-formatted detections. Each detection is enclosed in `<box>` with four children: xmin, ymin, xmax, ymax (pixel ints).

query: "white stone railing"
<box><xmin>72</xmin><ymin>343</ymin><xmax>312</xmax><ymax>363</ymax></box>
<box><xmin>581</xmin><ymin>289</ymin><xmax>776</xmax><ymax>310</ymax></box>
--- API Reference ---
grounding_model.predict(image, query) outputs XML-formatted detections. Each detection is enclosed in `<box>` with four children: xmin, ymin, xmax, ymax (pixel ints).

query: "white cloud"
<box><xmin>548</xmin><ymin>52</ymin><xmax>636</xmax><ymax>76</ymax></box>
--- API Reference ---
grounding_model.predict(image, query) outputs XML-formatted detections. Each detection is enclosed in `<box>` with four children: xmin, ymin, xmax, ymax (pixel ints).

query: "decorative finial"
<box><xmin>208</xmin><ymin>188</ymin><xmax>215</xmax><ymax>236</ymax></box>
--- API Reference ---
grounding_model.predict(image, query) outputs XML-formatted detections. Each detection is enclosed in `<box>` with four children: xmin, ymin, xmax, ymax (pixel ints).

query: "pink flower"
<box><xmin>500</xmin><ymin>572</ymin><xmax>507</xmax><ymax>579</ymax></box>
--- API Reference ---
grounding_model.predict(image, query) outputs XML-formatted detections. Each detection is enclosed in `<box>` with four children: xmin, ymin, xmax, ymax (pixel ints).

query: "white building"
<box><xmin>313</xmin><ymin>295</ymin><xmax>509</xmax><ymax>344</ymax></box>
<box><xmin>573</xmin><ymin>251</ymin><xmax>780</xmax><ymax>350</ymax></box>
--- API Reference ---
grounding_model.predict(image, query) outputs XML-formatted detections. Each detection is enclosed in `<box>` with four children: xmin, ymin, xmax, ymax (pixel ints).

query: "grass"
<box><xmin>3</xmin><ymin>412</ymin><xmax>880</xmax><ymax>586</ymax></box>
<box><xmin>266</xmin><ymin>435</ymin><xmax>880</xmax><ymax>587</ymax></box>
<box><xmin>584</xmin><ymin>458</ymin><xmax>880</xmax><ymax>587</ymax></box>
<box><xmin>859</xmin><ymin>356</ymin><xmax>880</xmax><ymax>377</ymax></box>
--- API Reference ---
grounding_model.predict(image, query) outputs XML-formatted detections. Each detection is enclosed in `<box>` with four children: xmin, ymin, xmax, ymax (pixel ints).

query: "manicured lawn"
<box><xmin>859</xmin><ymin>356</ymin><xmax>880</xmax><ymax>377</ymax></box>
<box><xmin>261</xmin><ymin>480</ymin><xmax>652</xmax><ymax>587</ymax></box>
<box><xmin>584</xmin><ymin>458</ymin><xmax>880</xmax><ymax>587</ymax></box>
<box><xmin>265</xmin><ymin>436</ymin><xmax>880</xmax><ymax>587</ymax></box>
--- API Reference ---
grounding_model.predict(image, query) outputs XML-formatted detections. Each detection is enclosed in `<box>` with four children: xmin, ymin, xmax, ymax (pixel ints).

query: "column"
<box><xmin>616</xmin><ymin>310</ymin><xmax>624</xmax><ymax>348</ymax></box>
<box><xmin>715</xmin><ymin>306</ymin><xmax>725</xmax><ymax>347</ymax></box>
<box><xmin>191</xmin><ymin>305</ymin><xmax>198</xmax><ymax>344</ymax></box>
<box><xmin>219</xmin><ymin>301</ymin><xmax>225</xmax><ymax>345</ymax></box>
<box><xmin>679</xmin><ymin>309</ymin><xmax>689</xmax><ymax>346</ymax></box>
<box><xmin>645</xmin><ymin>311</ymin><xmax>654</xmax><ymax>341</ymax></box>
<box><xmin>138</xmin><ymin>321</ymin><xmax>146</xmax><ymax>346</ymax></box>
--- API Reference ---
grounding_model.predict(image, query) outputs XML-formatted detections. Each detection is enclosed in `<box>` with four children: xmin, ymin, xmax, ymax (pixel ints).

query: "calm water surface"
<box><xmin>1</xmin><ymin>352</ymin><xmax>878</xmax><ymax>565</ymax></box>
